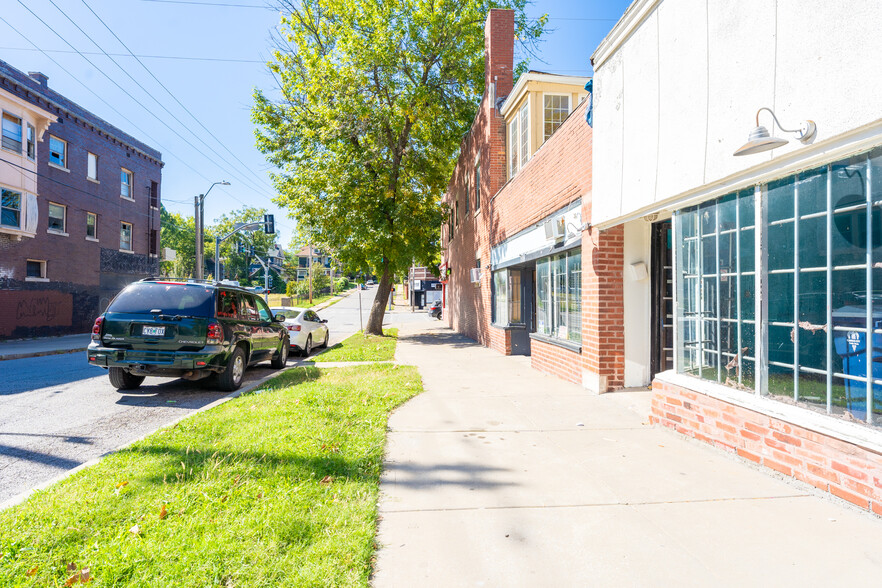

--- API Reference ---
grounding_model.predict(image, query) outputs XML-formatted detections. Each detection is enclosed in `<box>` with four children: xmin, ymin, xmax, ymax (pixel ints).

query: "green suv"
<box><xmin>88</xmin><ymin>279</ymin><xmax>289</xmax><ymax>391</ymax></box>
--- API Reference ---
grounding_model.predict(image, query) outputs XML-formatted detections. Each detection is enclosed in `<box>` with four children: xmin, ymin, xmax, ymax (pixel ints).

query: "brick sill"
<box><xmin>48</xmin><ymin>162</ymin><xmax>70</xmax><ymax>173</ymax></box>
<box><xmin>87</xmin><ymin>177</ymin><xmax>100</xmax><ymax>184</ymax></box>
<box><xmin>119</xmin><ymin>249</ymin><xmax>135</xmax><ymax>254</ymax></box>
<box><xmin>25</xmin><ymin>277</ymin><xmax>49</xmax><ymax>282</ymax></box>
<box><xmin>529</xmin><ymin>332</ymin><xmax>582</xmax><ymax>354</ymax></box>
<box><xmin>47</xmin><ymin>229</ymin><xmax>69</xmax><ymax>237</ymax></box>
<box><xmin>656</xmin><ymin>371</ymin><xmax>882</xmax><ymax>456</ymax></box>
<box><xmin>491</xmin><ymin>322</ymin><xmax>526</xmax><ymax>331</ymax></box>
<box><xmin>85</xmin><ymin>236</ymin><xmax>99</xmax><ymax>242</ymax></box>
<box><xmin>120</xmin><ymin>196</ymin><xmax>136</xmax><ymax>203</ymax></box>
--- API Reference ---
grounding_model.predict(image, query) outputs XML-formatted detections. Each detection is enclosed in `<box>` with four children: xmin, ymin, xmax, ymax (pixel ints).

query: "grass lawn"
<box><xmin>317</xmin><ymin>329</ymin><xmax>398</xmax><ymax>363</ymax></box>
<box><xmin>0</xmin><ymin>364</ymin><xmax>420</xmax><ymax>587</ymax></box>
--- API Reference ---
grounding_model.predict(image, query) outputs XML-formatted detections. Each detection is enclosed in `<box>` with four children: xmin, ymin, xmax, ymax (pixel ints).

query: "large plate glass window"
<box><xmin>536</xmin><ymin>250</ymin><xmax>581</xmax><ymax>343</ymax></box>
<box><xmin>673</xmin><ymin>146</ymin><xmax>882</xmax><ymax>427</ymax></box>
<box><xmin>493</xmin><ymin>270</ymin><xmax>509</xmax><ymax>326</ymax></box>
<box><xmin>1</xmin><ymin>113</ymin><xmax>22</xmax><ymax>153</ymax></box>
<box><xmin>1</xmin><ymin>188</ymin><xmax>21</xmax><ymax>228</ymax></box>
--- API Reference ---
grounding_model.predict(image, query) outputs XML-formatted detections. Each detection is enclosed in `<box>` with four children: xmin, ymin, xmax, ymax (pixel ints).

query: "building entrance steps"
<box><xmin>373</xmin><ymin>322</ymin><xmax>882</xmax><ymax>587</ymax></box>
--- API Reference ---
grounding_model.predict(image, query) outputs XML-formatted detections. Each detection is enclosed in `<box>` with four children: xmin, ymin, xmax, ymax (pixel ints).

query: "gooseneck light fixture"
<box><xmin>733</xmin><ymin>107</ymin><xmax>817</xmax><ymax>156</ymax></box>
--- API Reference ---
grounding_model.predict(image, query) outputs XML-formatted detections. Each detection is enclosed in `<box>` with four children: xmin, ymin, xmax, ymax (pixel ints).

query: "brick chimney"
<box><xmin>484</xmin><ymin>9</ymin><xmax>514</xmax><ymax>102</ymax></box>
<box><xmin>28</xmin><ymin>72</ymin><xmax>48</xmax><ymax>88</ymax></box>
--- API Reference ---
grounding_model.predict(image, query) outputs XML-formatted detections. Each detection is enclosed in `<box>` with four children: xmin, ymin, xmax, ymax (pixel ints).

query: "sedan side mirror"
<box><xmin>321</xmin><ymin>319</ymin><xmax>328</xmax><ymax>324</ymax></box>
<box><xmin>274</xmin><ymin>314</ymin><xmax>286</xmax><ymax>322</ymax></box>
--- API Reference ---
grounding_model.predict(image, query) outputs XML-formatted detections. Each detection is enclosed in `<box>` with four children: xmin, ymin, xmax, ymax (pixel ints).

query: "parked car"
<box><xmin>365</xmin><ymin>280</ymin><xmax>375</xmax><ymax>286</ymax></box>
<box><xmin>428</xmin><ymin>299</ymin><xmax>442</xmax><ymax>320</ymax></box>
<box><xmin>87</xmin><ymin>279</ymin><xmax>290</xmax><ymax>392</ymax></box>
<box><xmin>270</xmin><ymin>306</ymin><xmax>330</xmax><ymax>356</ymax></box>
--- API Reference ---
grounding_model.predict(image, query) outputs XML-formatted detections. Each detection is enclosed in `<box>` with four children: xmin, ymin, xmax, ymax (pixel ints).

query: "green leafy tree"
<box><xmin>159</xmin><ymin>206</ymin><xmax>198</xmax><ymax>278</ymax></box>
<box><xmin>208</xmin><ymin>206</ymin><xmax>278</xmax><ymax>283</ymax></box>
<box><xmin>253</xmin><ymin>0</ymin><xmax>544</xmax><ymax>334</ymax></box>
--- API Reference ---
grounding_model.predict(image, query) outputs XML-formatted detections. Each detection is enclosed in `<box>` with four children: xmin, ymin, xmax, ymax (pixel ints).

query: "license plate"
<box><xmin>142</xmin><ymin>326</ymin><xmax>166</xmax><ymax>337</ymax></box>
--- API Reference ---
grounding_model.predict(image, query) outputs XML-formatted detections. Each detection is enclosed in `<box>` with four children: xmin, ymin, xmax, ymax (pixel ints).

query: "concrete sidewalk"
<box><xmin>373</xmin><ymin>322</ymin><xmax>882</xmax><ymax>587</ymax></box>
<box><xmin>0</xmin><ymin>333</ymin><xmax>90</xmax><ymax>361</ymax></box>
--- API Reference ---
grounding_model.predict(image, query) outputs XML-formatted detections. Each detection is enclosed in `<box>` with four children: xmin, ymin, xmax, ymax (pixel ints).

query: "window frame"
<box><xmin>48</xmin><ymin>135</ymin><xmax>67</xmax><ymax>169</ymax></box>
<box><xmin>47</xmin><ymin>201</ymin><xmax>67</xmax><ymax>234</ymax></box>
<box><xmin>120</xmin><ymin>220</ymin><xmax>133</xmax><ymax>251</ymax></box>
<box><xmin>542</xmin><ymin>93</ymin><xmax>571</xmax><ymax>143</ymax></box>
<box><xmin>518</xmin><ymin>100</ymin><xmax>530</xmax><ymax>171</ymax></box>
<box><xmin>1</xmin><ymin>188</ymin><xmax>22</xmax><ymax>229</ymax></box>
<box><xmin>673</xmin><ymin>145</ymin><xmax>882</xmax><ymax>428</ymax></box>
<box><xmin>1</xmin><ymin>112</ymin><xmax>22</xmax><ymax>154</ymax></box>
<box><xmin>87</xmin><ymin>152</ymin><xmax>99</xmax><ymax>181</ymax></box>
<box><xmin>86</xmin><ymin>211</ymin><xmax>98</xmax><ymax>240</ymax></box>
<box><xmin>535</xmin><ymin>249</ymin><xmax>582</xmax><ymax>343</ymax></box>
<box><xmin>120</xmin><ymin>168</ymin><xmax>134</xmax><ymax>200</ymax></box>
<box><xmin>25</xmin><ymin>259</ymin><xmax>47</xmax><ymax>281</ymax></box>
<box><xmin>26</xmin><ymin>123</ymin><xmax>35</xmax><ymax>160</ymax></box>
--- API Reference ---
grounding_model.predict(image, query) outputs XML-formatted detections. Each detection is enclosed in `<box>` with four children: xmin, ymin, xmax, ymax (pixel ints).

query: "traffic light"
<box><xmin>263</xmin><ymin>214</ymin><xmax>275</xmax><ymax>235</ymax></box>
<box><xmin>249</xmin><ymin>245</ymin><xmax>256</xmax><ymax>256</ymax></box>
<box><xmin>267</xmin><ymin>275</ymin><xmax>273</xmax><ymax>289</ymax></box>
<box><xmin>237</xmin><ymin>241</ymin><xmax>246</xmax><ymax>254</ymax></box>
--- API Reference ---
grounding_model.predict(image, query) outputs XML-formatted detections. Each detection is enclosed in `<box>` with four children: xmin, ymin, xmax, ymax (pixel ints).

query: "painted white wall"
<box><xmin>592</xmin><ymin>0</ymin><xmax>882</xmax><ymax>227</ymax></box>
<box><xmin>623</xmin><ymin>219</ymin><xmax>651</xmax><ymax>387</ymax></box>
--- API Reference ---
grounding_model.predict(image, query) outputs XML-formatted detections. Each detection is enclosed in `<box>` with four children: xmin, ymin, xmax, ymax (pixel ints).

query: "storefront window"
<box><xmin>536</xmin><ymin>250</ymin><xmax>581</xmax><ymax>343</ymax></box>
<box><xmin>493</xmin><ymin>270</ymin><xmax>509</xmax><ymax>326</ymax></box>
<box><xmin>674</xmin><ymin>146</ymin><xmax>882</xmax><ymax>426</ymax></box>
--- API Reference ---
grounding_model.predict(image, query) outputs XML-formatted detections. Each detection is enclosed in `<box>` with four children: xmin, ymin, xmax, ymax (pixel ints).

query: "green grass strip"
<box><xmin>316</xmin><ymin>329</ymin><xmax>398</xmax><ymax>363</ymax></box>
<box><xmin>0</xmin><ymin>364</ymin><xmax>420</xmax><ymax>587</ymax></box>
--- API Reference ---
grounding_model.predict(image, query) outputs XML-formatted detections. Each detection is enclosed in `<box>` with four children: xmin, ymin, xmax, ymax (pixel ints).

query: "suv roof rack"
<box><xmin>139</xmin><ymin>277</ymin><xmax>216</xmax><ymax>284</ymax></box>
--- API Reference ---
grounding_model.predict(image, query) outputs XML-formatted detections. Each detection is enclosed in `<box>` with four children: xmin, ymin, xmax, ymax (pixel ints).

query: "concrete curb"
<box><xmin>0</xmin><ymin>347</ymin><xmax>89</xmax><ymax>361</ymax></box>
<box><xmin>0</xmin><ymin>359</ymin><xmax>310</xmax><ymax>512</ymax></box>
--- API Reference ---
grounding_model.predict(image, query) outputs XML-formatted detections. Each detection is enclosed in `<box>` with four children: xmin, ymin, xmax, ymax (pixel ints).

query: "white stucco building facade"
<box><xmin>591</xmin><ymin>0</ymin><xmax>882</xmax><ymax>513</ymax></box>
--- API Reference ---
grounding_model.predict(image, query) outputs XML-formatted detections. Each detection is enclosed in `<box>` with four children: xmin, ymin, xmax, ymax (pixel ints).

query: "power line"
<box><xmin>139</xmin><ymin>0</ymin><xmax>272</xmax><ymax>8</ymax></box>
<box><xmin>80</xmin><ymin>0</ymin><xmax>277</xmax><ymax>194</ymax></box>
<box><xmin>39</xmin><ymin>0</ymin><xmax>277</xmax><ymax>203</ymax></box>
<box><xmin>0</xmin><ymin>15</ymin><xmax>285</xmax><ymax>228</ymax></box>
<box><xmin>0</xmin><ymin>46</ymin><xmax>264</xmax><ymax>63</ymax></box>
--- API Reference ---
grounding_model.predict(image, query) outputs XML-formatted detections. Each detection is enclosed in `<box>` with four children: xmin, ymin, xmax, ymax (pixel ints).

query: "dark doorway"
<box><xmin>651</xmin><ymin>220</ymin><xmax>674</xmax><ymax>377</ymax></box>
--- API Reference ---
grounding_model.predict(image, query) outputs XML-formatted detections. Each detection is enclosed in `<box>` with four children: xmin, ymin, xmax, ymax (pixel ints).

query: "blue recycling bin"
<box><xmin>832</xmin><ymin>306</ymin><xmax>882</xmax><ymax>419</ymax></box>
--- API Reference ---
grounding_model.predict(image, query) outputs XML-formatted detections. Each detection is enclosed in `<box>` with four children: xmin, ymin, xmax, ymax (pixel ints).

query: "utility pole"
<box><xmin>194</xmin><ymin>180</ymin><xmax>230</xmax><ymax>280</ymax></box>
<box><xmin>308</xmin><ymin>245</ymin><xmax>313</xmax><ymax>305</ymax></box>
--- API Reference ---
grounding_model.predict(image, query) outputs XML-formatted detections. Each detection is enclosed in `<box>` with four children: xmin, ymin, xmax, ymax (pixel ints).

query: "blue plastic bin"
<box><xmin>832</xmin><ymin>305</ymin><xmax>882</xmax><ymax>419</ymax></box>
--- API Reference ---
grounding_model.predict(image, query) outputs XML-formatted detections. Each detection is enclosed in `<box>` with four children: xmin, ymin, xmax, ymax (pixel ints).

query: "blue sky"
<box><xmin>0</xmin><ymin>0</ymin><xmax>631</xmax><ymax>250</ymax></box>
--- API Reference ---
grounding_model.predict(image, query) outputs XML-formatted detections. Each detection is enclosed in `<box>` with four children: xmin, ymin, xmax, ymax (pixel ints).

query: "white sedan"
<box><xmin>270</xmin><ymin>307</ymin><xmax>330</xmax><ymax>356</ymax></box>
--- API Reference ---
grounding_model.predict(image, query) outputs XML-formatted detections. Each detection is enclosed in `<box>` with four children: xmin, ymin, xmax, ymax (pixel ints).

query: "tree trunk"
<box><xmin>365</xmin><ymin>266</ymin><xmax>392</xmax><ymax>335</ymax></box>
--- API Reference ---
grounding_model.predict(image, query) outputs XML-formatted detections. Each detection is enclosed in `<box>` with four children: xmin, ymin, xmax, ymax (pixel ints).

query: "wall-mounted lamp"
<box><xmin>733</xmin><ymin>107</ymin><xmax>816</xmax><ymax>156</ymax></box>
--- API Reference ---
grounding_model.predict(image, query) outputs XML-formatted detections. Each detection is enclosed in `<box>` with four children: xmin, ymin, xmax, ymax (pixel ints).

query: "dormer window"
<box><xmin>543</xmin><ymin>94</ymin><xmax>570</xmax><ymax>141</ymax></box>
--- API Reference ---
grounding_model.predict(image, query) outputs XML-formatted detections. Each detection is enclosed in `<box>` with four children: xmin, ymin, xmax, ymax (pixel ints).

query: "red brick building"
<box><xmin>0</xmin><ymin>60</ymin><xmax>163</xmax><ymax>339</ymax></box>
<box><xmin>441</xmin><ymin>9</ymin><xmax>625</xmax><ymax>392</ymax></box>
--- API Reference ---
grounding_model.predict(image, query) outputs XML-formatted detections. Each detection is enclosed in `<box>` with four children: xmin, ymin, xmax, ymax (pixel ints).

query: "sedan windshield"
<box><xmin>107</xmin><ymin>282</ymin><xmax>215</xmax><ymax>316</ymax></box>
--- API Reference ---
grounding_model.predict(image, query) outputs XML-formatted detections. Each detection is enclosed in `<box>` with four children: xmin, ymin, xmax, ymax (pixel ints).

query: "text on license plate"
<box><xmin>142</xmin><ymin>326</ymin><xmax>166</xmax><ymax>336</ymax></box>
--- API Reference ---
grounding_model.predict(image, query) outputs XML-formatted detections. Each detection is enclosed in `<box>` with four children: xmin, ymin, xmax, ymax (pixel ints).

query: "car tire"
<box><xmin>303</xmin><ymin>335</ymin><xmax>313</xmax><ymax>357</ymax></box>
<box><xmin>108</xmin><ymin>367</ymin><xmax>145</xmax><ymax>390</ymax></box>
<box><xmin>218</xmin><ymin>346</ymin><xmax>246</xmax><ymax>392</ymax></box>
<box><xmin>322</xmin><ymin>331</ymin><xmax>329</xmax><ymax>348</ymax></box>
<box><xmin>271</xmin><ymin>337</ymin><xmax>289</xmax><ymax>369</ymax></box>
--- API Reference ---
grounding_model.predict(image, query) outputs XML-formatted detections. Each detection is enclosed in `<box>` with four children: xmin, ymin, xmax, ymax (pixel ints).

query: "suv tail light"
<box><xmin>206</xmin><ymin>322</ymin><xmax>223</xmax><ymax>344</ymax></box>
<box><xmin>91</xmin><ymin>316</ymin><xmax>104</xmax><ymax>341</ymax></box>
<box><xmin>286</xmin><ymin>324</ymin><xmax>301</xmax><ymax>332</ymax></box>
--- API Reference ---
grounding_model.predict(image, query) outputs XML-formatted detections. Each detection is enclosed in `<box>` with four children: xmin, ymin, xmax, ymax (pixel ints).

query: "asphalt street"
<box><xmin>0</xmin><ymin>286</ymin><xmax>409</xmax><ymax>506</ymax></box>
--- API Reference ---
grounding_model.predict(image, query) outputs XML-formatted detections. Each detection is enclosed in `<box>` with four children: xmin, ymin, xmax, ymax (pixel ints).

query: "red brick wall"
<box><xmin>582</xmin><ymin>225</ymin><xmax>625</xmax><ymax>391</ymax></box>
<box><xmin>531</xmin><ymin>337</ymin><xmax>581</xmax><ymax>384</ymax></box>
<box><xmin>651</xmin><ymin>379</ymin><xmax>882</xmax><ymax>515</ymax></box>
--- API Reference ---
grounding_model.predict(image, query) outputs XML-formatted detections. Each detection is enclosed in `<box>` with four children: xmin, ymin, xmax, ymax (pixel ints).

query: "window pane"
<box><xmin>49</xmin><ymin>136</ymin><xmax>65</xmax><ymax>167</ymax></box>
<box><xmin>48</xmin><ymin>203</ymin><xmax>64</xmax><ymax>231</ymax></box>
<box><xmin>26</xmin><ymin>260</ymin><xmax>42</xmax><ymax>278</ymax></box>
<box><xmin>121</xmin><ymin>170</ymin><xmax>132</xmax><ymax>198</ymax></box>
<box><xmin>543</xmin><ymin>95</ymin><xmax>569</xmax><ymax>142</ymax></box>
<box><xmin>1</xmin><ymin>189</ymin><xmax>21</xmax><ymax>228</ymax></box>
<box><xmin>88</xmin><ymin>153</ymin><xmax>98</xmax><ymax>180</ymax></box>
<box><xmin>536</xmin><ymin>259</ymin><xmax>550</xmax><ymax>335</ymax></box>
<box><xmin>519</xmin><ymin>103</ymin><xmax>529</xmax><ymax>167</ymax></box>
<box><xmin>86</xmin><ymin>213</ymin><xmax>96</xmax><ymax>238</ymax></box>
<box><xmin>509</xmin><ymin>271</ymin><xmax>521</xmax><ymax>323</ymax></box>
<box><xmin>26</xmin><ymin>124</ymin><xmax>35</xmax><ymax>159</ymax></box>
<box><xmin>2</xmin><ymin>113</ymin><xmax>22</xmax><ymax>152</ymax></box>
<box><xmin>567</xmin><ymin>252</ymin><xmax>581</xmax><ymax>343</ymax></box>
<box><xmin>494</xmin><ymin>270</ymin><xmax>508</xmax><ymax>326</ymax></box>
<box><xmin>120</xmin><ymin>223</ymin><xmax>132</xmax><ymax>250</ymax></box>
<box><xmin>508</xmin><ymin>120</ymin><xmax>518</xmax><ymax>177</ymax></box>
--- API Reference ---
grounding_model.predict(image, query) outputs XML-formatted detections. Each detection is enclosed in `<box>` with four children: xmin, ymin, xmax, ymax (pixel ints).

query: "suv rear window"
<box><xmin>107</xmin><ymin>282</ymin><xmax>215</xmax><ymax>316</ymax></box>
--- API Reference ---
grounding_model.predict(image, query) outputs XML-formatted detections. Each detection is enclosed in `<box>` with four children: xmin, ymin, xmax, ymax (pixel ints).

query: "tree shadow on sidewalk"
<box><xmin>399</xmin><ymin>331</ymin><xmax>479</xmax><ymax>349</ymax></box>
<box><xmin>382</xmin><ymin>461</ymin><xmax>514</xmax><ymax>490</ymax></box>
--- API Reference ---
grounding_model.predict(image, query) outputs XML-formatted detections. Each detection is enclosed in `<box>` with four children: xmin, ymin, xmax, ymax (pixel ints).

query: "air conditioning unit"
<box><xmin>544</xmin><ymin>217</ymin><xmax>566</xmax><ymax>240</ymax></box>
<box><xmin>469</xmin><ymin>268</ymin><xmax>482</xmax><ymax>283</ymax></box>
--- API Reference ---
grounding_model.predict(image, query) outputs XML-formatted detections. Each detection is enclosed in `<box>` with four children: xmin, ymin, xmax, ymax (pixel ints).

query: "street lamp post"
<box><xmin>194</xmin><ymin>180</ymin><xmax>230</xmax><ymax>280</ymax></box>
